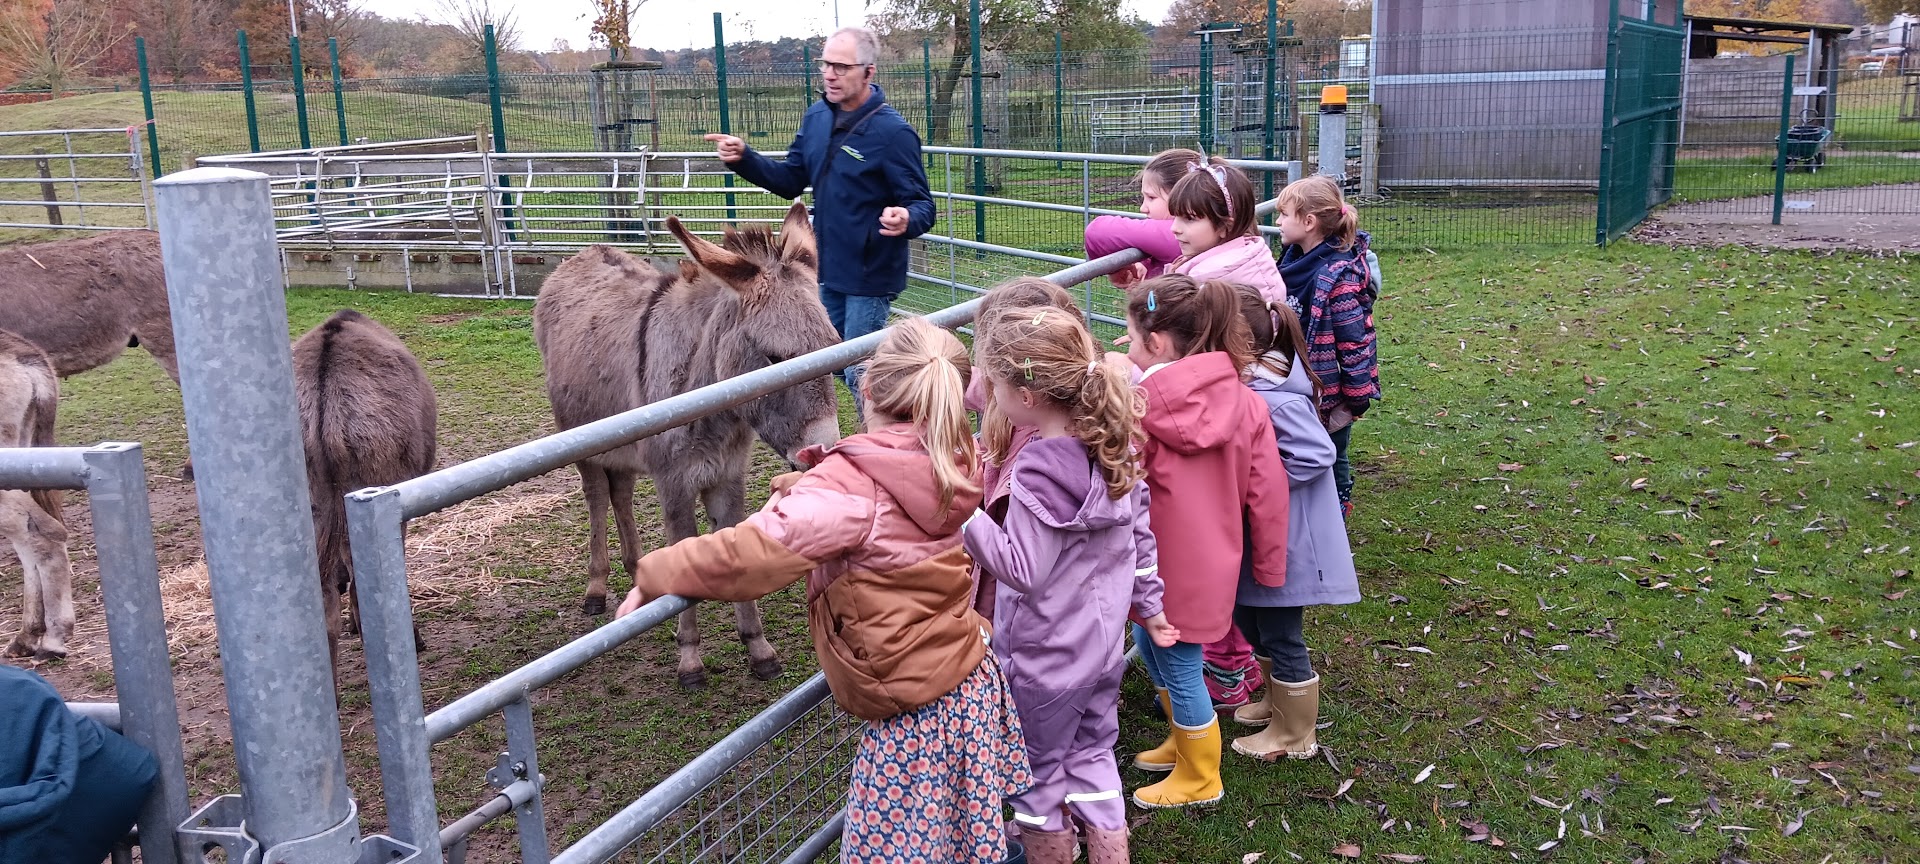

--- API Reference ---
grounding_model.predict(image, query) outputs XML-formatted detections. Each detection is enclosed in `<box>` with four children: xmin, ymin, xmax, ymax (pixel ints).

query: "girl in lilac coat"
<box><xmin>1226</xmin><ymin>288</ymin><xmax>1360</xmax><ymax>762</ymax></box>
<box><xmin>963</xmin><ymin>305</ymin><xmax>1179</xmax><ymax>864</ymax></box>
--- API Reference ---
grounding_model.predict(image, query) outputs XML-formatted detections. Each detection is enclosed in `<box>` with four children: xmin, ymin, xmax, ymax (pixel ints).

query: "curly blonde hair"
<box><xmin>975</xmin><ymin>304</ymin><xmax>1145</xmax><ymax>500</ymax></box>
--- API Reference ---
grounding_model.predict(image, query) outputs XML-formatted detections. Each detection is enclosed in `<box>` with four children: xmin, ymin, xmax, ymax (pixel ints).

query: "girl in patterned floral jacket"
<box><xmin>617</xmin><ymin>318</ymin><xmax>1030</xmax><ymax>864</ymax></box>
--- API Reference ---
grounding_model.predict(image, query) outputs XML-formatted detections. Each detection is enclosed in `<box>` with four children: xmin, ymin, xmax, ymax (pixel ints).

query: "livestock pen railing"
<box><xmin>334</xmin><ymin>175</ymin><xmax>1286</xmax><ymax>861</ymax></box>
<box><xmin>195</xmin><ymin>139</ymin><xmax>1301</xmax><ymax>316</ymax></box>
<box><xmin>0</xmin><ymin>127</ymin><xmax>153</xmax><ymax>237</ymax></box>
<box><xmin>0</xmin><ymin>443</ymin><xmax>188</xmax><ymax>864</ymax></box>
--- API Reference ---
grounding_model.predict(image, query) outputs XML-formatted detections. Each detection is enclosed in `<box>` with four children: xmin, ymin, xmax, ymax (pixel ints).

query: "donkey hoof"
<box><xmin>4</xmin><ymin>638</ymin><xmax>32</xmax><ymax>658</ymax></box>
<box><xmin>582</xmin><ymin>596</ymin><xmax>607</xmax><ymax>616</ymax></box>
<box><xmin>750</xmin><ymin>657</ymin><xmax>784</xmax><ymax>681</ymax></box>
<box><xmin>35</xmin><ymin>647</ymin><xmax>68</xmax><ymax>662</ymax></box>
<box><xmin>677</xmin><ymin>669</ymin><xmax>709</xmax><ymax>690</ymax></box>
<box><xmin>181</xmin><ymin>460</ymin><xmax>195</xmax><ymax>482</ymax></box>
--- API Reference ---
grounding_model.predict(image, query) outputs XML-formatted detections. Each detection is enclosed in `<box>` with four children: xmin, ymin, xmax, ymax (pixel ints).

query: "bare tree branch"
<box><xmin>0</xmin><ymin>0</ymin><xmax>134</xmax><ymax>96</ymax></box>
<box><xmin>435</xmin><ymin>0</ymin><xmax>522</xmax><ymax>69</ymax></box>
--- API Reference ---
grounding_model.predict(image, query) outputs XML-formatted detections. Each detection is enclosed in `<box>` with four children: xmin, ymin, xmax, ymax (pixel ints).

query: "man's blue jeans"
<box><xmin>821</xmin><ymin>288</ymin><xmax>895</xmax><ymax>410</ymax></box>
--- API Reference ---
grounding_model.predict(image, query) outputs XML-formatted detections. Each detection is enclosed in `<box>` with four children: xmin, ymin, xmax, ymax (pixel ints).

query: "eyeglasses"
<box><xmin>818</xmin><ymin>61</ymin><xmax>870</xmax><ymax>76</ymax></box>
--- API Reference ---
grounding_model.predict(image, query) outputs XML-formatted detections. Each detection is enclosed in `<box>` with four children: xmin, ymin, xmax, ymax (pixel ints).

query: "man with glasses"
<box><xmin>706</xmin><ymin>27</ymin><xmax>934</xmax><ymax>407</ymax></box>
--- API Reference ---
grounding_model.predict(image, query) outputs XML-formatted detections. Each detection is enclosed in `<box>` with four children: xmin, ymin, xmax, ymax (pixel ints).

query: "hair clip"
<box><xmin>1146</xmin><ymin>289</ymin><xmax>1158</xmax><ymax>312</ymax></box>
<box><xmin>1086</xmin><ymin>360</ymin><xmax>1099</xmax><ymax>376</ymax></box>
<box><xmin>1268</xmin><ymin>307</ymin><xmax>1281</xmax><ymax>344</ymax></box>
<box><xmin>1022</xmin><ymin>357</ymin><xmax>1034</xmax><ymax>381</ymax></box>
<box><xmin>1032</xmin><ymin>310</ymin><xmax>1047</xmax><ymax>326</ymax></box>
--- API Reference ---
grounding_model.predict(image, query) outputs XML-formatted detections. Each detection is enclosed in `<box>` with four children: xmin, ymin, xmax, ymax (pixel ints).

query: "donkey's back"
<box><xmin>0</xmin><ymin>231</ymin><xmax>174</xmax><ymax>381</ymax></box>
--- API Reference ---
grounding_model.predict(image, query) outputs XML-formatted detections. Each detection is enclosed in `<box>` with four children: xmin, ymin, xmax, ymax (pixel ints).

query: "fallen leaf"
<box><xmin>1886</xmin><ymin>590</ymin><xmax>1908</xmax><ymax>601</ymax></box>
<box><xmin>1782</xmin><ymin>809</ymin><xmax>1808</xmax><ymax>838</ymax></box>
<box><xmin>1336</xmin><ymin>778</ymin><xmax>1356</xmax><ymax>798</ymax></box>
<box><xmin>1376</xmin><ymin>856</ymin><xmax>1426</xmax><ymax>863</ymax></box>
<box><xmin>1331</xmin><ymin>843</ymin><xmax>1362</xmax><ymax>859</ymax></box>
<box><xmin>1775</xmin><ymin>674</ymin><xmax>1817</xmax><ymax>687</ymax></box>
<box><xmin>1413</xmin><ymin>764</ymin><xmax>1435</xmax><ymax>784</ymax></box>
<box><xmin>1536</xmin><ymin>840</ymin><xmax>1559</xmax><ymax>852</ymax></box>
<box><xmin>1630</xmin><ymin>477</ymin><xmax>1650</xmax><ymax>490</ymax></box>
<box><xmin>1498</xmin><ymin>463</ymin><xmax>1524</xmax><ymax>472</ymax></box>
<box><xmin>1733</xmin><ymin>646</ymin><xmax>1752</xmax><ymax>666</ymax></box>
<box><xmin>1243</xmin><ymin>854</ymin><xmax>1266</xmax><ymax>864</ymax></box>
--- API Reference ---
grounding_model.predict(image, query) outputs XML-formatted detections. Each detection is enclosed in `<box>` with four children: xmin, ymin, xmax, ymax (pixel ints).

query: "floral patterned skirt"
<box><xmin>842</xmin><ymin>652</ymin><xmax>1032</xmax><ymax>864</ymax></box>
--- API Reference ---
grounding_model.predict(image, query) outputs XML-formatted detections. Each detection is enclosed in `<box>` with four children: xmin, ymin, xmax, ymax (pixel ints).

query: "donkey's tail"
<box><xmin>25</xmin><ymin>362</ymin><xmax>64</xmax><ymax>527</ymax></box>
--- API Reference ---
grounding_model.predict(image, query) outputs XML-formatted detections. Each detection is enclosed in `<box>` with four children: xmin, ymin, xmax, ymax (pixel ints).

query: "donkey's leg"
<box><xmin>702</xmin><ymin>478</ymin><xmax>781</xmax><ymax>681</ymax></box>
<box><xmin>2</xmin><ymin>493</ymin><xmax>48</xmax><ymax>657</ymax></box>
<box><xmin>22</xmin><ymin>502</ymin><xmax>73</xmax><ymax>660</ymax></box>
<box><xmin>578</xmin><ymin>463</ymin><xmax>613</xmax><ymax>616</ymax></box>
<box><xmin>608</xmin><ymin>470</ymin><xmax>643</xmax><ymax>593</ymax></box>
<box><xmin>658</xmin><ymin>479</ymin><xmax>708</xmax><ymax>689</ymax></box>
<box><xmin>322</xmin><ymin>559</ymin><xmax>345</xmax><ymax>687</ymax></box>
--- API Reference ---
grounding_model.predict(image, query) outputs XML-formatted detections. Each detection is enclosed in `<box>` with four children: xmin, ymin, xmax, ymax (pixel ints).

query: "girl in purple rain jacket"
<box><xmin>961</xmin><ymin>305</ymin><xmax>1178</xmax><ymax>864</ymax></box>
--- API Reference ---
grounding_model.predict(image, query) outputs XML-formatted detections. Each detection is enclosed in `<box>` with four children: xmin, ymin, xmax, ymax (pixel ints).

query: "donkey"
<box><xmin>0</xmin><ymin>231</ymin><xmax>189</xmax><ymax>476</ymax></box>
<box><xmin>0</xmin><ymin>328</ymin><xmax>74</xmax><ymax>660</ymax></box>
<box><xmin>534</xmin><ymin>201</ymin><xmax>842</xmax><ymax>689</ymax></box>
<box><xmin>292</xmin><ymin>309</ymin><xmax>439</xmax><ymax>681</ymax></box>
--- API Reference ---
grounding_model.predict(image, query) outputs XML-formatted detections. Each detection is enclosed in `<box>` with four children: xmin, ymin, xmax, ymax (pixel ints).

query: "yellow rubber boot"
<box><xmin>1233</xmin><ymin>657</ymin><xmax>1275</xmax><ymax>727</ymax></box>
<box><xmin>1130</xmin><ymin>717</ymin><xmax>1224</xmax><ymax>809</ymax></box>
<box><xmin>1131</xmin><ymin>688</ymin><xmax>1178</xmax><ymax>772</ymax></box>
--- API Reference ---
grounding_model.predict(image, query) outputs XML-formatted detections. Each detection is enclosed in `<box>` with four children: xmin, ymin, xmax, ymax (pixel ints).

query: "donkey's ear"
<box><xmin>667</xmin><ymin>216</ymin><xmax>760</xmax><ymax>285</ymax></box>
<box><xmin>778</xmin><ymin>201</ymin><xmax>817</xmax><ymax>267</ymax></box>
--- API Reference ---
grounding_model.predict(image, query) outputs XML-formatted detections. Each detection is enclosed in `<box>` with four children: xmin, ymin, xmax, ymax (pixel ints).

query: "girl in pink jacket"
<box><xmin>1082</xmin><ymin>149</ymin><xmax>1200</xmax><ymax>288</ymax></box>
<box><xmin>1123</xmin><ymin>274</ymin><xmax>1290</xmax><ymax>810</ymax></box>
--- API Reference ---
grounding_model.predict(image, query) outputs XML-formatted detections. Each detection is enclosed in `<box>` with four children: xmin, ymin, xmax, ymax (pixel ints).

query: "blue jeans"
<box><xmin>821</xmin><ymin>288</ymin><xmax>895</xmax><ymax>403</ymax></box>
<box><xmin>1330</xmin><ymin>423</ymin><xmax>1354</xmax><ymax>504</ymax></box>
<box><xmin>1132</xmin><ymin>626</ymin><xmax>1212</xmax><ymax>728</ymax></box>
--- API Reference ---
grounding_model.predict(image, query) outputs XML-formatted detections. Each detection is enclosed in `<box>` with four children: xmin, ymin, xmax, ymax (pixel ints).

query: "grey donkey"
<box><xmin>534</xmin><ymin>201</ymin><xmax>843</xmax><ymax>688</ymax></box>
<box><xmin>0</xmin><ymin>328</ymin><xmax>73</xmax><ymax>660</ymax></box>
<box><xmin>292</xmin><ymin>309</ymin><xmax>438</xmax><ymax>684</ymax></box>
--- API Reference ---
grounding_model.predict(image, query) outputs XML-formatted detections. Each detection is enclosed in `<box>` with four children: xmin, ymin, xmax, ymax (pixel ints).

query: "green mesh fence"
<box><xmin>1599</xmin><ymin>1</ymin><xmax>1686</xmax><ymax>244</ymax></box>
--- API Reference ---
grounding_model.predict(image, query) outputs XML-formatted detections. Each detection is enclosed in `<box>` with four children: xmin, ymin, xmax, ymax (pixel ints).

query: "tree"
<box><xmin>0</xmin><ymin>0</ymin><xmax>134</xmax><ymax>95</ymax></box>
<box><xmin>436</xmin><ymin>0</ymin><xmax>521</xmax><ymax>71</ymax></box>
<box><xmin>587</xmin><ymin>0</ymin><xmax>644</xmax><ymax>62</ymax></box>
<box><xmin>871</xmin><ymin>0</ymin><xmax>1136</xmax><ymax>143</ymax></box>
<box><xmin>1860</xmin><ymin>0</ymin><xmax>1919</xmax><ymax>20</ymax></box>
<box><xmin>307</xmin><ymin>0</ymin><xmax>369</xmax><ymax>62</ymax></box>
<box><xmin>135</xmin><ymin>0</ymin><xmax>222</xmax><ymax>84</ymax></box>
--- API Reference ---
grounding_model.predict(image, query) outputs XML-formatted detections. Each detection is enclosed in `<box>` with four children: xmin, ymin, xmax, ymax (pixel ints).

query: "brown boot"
<box><xmin>1083</xmin><ymin>826</ymin><xmax>1130</xmax><ymax>864</ymax></box>
<box><xmin>1131</xmin><ymin>688</ymin><xmax>1178</xmax><ymax>772</ymax></box>
<box><xmin>1233</xmin><ymin>657</ymin><xmax>1275</xmax><ymax>727</ymax></box>
<box><xmin>1231</xmin><ymin>675</ymin><xmax>1320</xmax><ymax>760</ymax></box>
<box><xmin>1020</xmin><ymin>827</ymin><xmax>1078</xmax><ymax>864</ymax></box>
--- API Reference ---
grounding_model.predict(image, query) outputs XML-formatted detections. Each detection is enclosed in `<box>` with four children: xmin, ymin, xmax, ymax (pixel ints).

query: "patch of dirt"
<box><xmin>1636</xmin><ymin>183</ymin><xmax>1920</xmax><ymax>252</ymax></box>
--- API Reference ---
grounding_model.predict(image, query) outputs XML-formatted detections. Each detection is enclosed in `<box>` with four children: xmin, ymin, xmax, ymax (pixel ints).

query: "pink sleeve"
<box><xmin>1085</xmin><ymin>215</ymin><xmax>1182</xmax><ymax>273</ymax></box>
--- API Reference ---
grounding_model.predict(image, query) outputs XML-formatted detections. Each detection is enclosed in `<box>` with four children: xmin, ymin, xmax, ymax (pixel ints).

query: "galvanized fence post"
<box><xmin>153</xmin><ymin>167</ymin><xmax>355</xmax><ymax>860</ymax></box>
<box><xmin>345</xmin><ymin>484</ymin><xmax>441</xmax><ymax>859</ymax></box>
<box><xmin>238</xmin><ymin>31</ymin><xmax>261</xmax><ymax>152</ymax></box>
<box><xmin>1772</xmin><ymin>53</ymin><xmax>1797</xmax><ymax>227</ymax></box>
<box><xmin>501</xmin><ymin>697</ymin><xmax>550</xmax><ymax>863</ymax></box>
<box><xmin>136</xmin><ymin>38</ymin><xmax>161</xmax><ymax>180</ymax></box>
<box><xmin>82</xmin><ymin>443</ymin><xmax>188</xmax><ymax>864</ymax></box>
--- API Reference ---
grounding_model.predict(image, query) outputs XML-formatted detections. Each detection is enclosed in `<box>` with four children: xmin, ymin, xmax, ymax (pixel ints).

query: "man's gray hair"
<box><xmin>830</xmin><ymin>27</ymin><xmax>880</xmax><ymax>66</ymax></box>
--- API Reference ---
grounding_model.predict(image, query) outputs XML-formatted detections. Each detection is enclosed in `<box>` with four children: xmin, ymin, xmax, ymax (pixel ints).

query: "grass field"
<box><xmin>6</xmin><ymin>237</ymin><xmax>1914</xmax><ymax>861</ymax></box>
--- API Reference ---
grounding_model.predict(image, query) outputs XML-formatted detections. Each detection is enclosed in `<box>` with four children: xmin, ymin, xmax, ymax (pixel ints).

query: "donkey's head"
<box><xmin>666</xmin><ymin>202</ymin><xmax>841</xmax><ymax>466</ymax></box>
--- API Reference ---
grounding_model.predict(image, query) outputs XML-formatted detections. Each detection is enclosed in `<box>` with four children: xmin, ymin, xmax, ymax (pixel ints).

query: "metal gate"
<box><xmin>1597</xmin><ymin>0</ymin><xmax>1686</xmax><ymax>244</ymax></box>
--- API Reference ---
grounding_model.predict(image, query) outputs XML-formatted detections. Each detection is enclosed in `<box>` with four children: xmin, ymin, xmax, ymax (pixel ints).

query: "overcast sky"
<box><xmin>368</xmin><ymin>0</ymin><xmax>1180</xmax><ymax>53</ymax></box>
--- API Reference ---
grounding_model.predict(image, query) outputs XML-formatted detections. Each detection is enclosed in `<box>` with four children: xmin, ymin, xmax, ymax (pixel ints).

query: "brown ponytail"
<box><xmin>976</xmin><ymin>305</ymin><xmax>1146</xmax><ymax>500</ymax></box>
<box><xmin>863</xmin><ymin>318</ymin><xmax>979</xmax><ymax>519</ymax></box>
<box><xmin>1142</xmin><ymin>148</ymin><xmax>1205</xmax><ymax>197</ymax></box>
<box><xmin>1125</xmin><ymin>275</ymin><xmax>1254</xmax><ymax>375</ymax></box>
<box><xmin>1235</xmin><ymin>282</ymin><xmax>1323</xmax><ymax>399</ymax></box>
<box><xmin>1276</xmin><ymin>174</ymin><xmax>1358</xmax><ymax>252</ymax></box>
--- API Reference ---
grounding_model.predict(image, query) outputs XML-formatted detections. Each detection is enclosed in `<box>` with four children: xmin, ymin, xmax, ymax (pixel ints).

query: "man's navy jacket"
<box><xmin>728</xmin><ymin>84</ymin><xmax>936</xmax><ymax>299</ymax></box>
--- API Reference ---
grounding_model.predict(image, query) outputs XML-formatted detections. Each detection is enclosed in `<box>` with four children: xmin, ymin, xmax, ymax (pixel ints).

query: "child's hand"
<box><xmin>1142</xmin><ymin>613</ymin><xmax>1180</xmax><ymax>648</ymax></box>
<box><xmin>615</xmin><ymin>586</ymin><xmax>648</xmax><ymax>619</ymax></box>
<box><xmin>1110</xmin><ymin>262</ymin><xmax>1147</xmax><ymax>289</ymax></box>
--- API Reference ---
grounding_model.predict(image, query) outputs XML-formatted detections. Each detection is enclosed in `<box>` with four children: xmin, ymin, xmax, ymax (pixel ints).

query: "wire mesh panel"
<box><xmin>609</xmin><ymin>696</ymin><xmax>863</xmax><ymax>864</ymax></box>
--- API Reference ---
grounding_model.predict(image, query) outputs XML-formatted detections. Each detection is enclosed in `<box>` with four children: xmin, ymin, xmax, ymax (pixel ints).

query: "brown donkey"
<box><xmin>535</xmin><ymin>201</ymin><xmax>842</xmax><ymax>688</ymax></box>
<box><xmin>292</xmin><ymin>309</ymin><xmax>438</xmax><ymax>680</ymax></box>
<box><xmin>0</xmin><ymin>231</ymin><xmax>189</xmax><ymax>476</ymax></box>
<box><xmin>0</xmin><ymin>328</ymin><xmax>74</xmax><ymax>660</ymax></box>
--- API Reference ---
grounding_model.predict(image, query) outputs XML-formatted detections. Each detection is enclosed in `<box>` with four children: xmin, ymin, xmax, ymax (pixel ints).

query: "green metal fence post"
<box><xmin>803</xmin><ymin>44</ymin><xmax>813</xmax><ymax>115</ymax></box>
<box><xmin>1199</xmin><ymin>29</ymin><xmax>1215</xmax><ymax>155</ymax></box>
<box><xmin>328</xmin><ymin>37</ymin><xmax>348</xmax><ymax>147</ymax></box>
<box><xmin>1772</xmin><ymin>53</ymin><xmax>1796</xmax><ymax>226</ymax></box>
<box><xmin>484</xmin><ymin>24</ymin><xmax>518</xmax><ymax>239</ymax></box>
<box><xmin>1053</xmin><ymin>31</ymin><xmax>1063</xmax><ymax>167</ymax></box>
<box><xmin>290</xmin><ymin>36</ymin><xmax>311</xmax><ymax>150</ymax></box>
<box><xmin>1596</xmin><ymin>0</ymin><xmax>1619</xmax><ymax>246</ymax></box>
<box><xmin>1263</xmin><ymin>0</ymin><xmax>1277</xmax><ymax>210</ymax></box>
<box><xmin>969</xmin><ymin>0</ymin><xmax>985</xmax><ymax>245</ymax></box>
<box><xmin>135</xmin><ymin>37</ymin><xmax>161</xmax><ymax>178</ymax></box>
<box><xmin>237</xmin><ymin>31</ymin><xmax>261</xmax><ymax>152</ymax></box>
<box><xmin>922</xmin><ymin>39</ymin><xmax>935</xmax><ymax>144</ymax></box>
<box><xmin>714</xmin><ymin>13</ymin><xmax>736</xmax><ymax>224</ymax></box>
